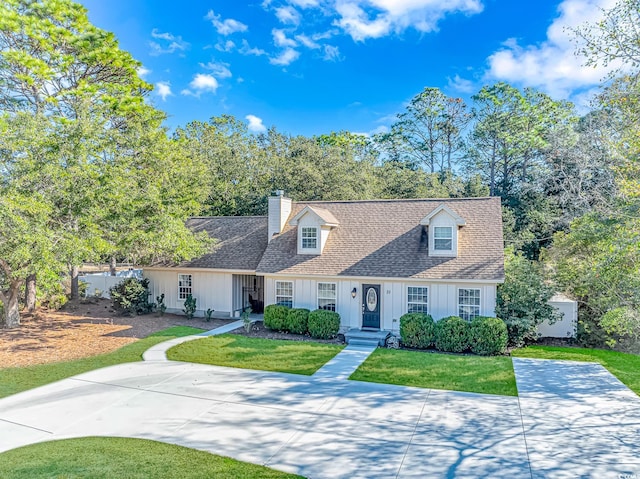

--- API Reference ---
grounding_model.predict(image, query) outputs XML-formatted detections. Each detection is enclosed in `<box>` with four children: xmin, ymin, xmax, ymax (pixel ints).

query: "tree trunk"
<box><xmin>109</xmin><ymin>256</ymin><xmax>117</xmax><ymax>276</ymax></box>
<box><xmin>25</xmin><ymin>273</ymin><xmax>36</xmax><ymax>312</ymax></box>
<box><xmin>0</xmin><ymin>285</ymin><xmax>21</xmax><ymax>328</ymax></box>
<box><xmin>70</xmin><ymin>265</ymin><xmax>79</xmax><ymax>300</ymax></box>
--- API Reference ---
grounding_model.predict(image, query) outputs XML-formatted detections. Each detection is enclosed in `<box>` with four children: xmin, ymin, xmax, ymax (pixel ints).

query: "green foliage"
<box><xmin>599</xmin><ymin>307</ymin><xmax>640</xmax><ymax>353</ymax></box>
<box><xmin>286</xmin><ymin>308</ymin><xmax>310</xmax><ymax>335</ymax></box>
<box><xmin>307</xmin><ymin>309</ymin><xmax>340</xmax><ymax>339</ymax></box>
<box><xmin>434</xmin><ymin>316</ymin><xmax>470</xmax><ymax>353</ymax></box>
<box><xmin>263</xmin><ymin>304</ymin><xmax>290</xmax><ymax>331</ymax></box>
<box><xmin>204</xmin><ymin>308</ymin><xmax>214</xmax><ymax>322</ymax></box>
<box><xmin>242</xmin><ymin>307</ymin><xmax>252</xmax><ymax>333</ymax></box>
<box><xmin>156</xmin><ymin>294</ymin><xmax>167</xmax><ymax>316</ymax></box>
<box><xmin>182</xmin><ymin>295</ymin><xmax>197</xmax><ymax>320</ymax></box>
<box><xmin>497</xmin><ymin>248</ymin><xmax>560</xmax><ymax>347</ymax></box>
<box><xmin>109</xmin><ymin>278</ymin><xmax>153</xmax><ymax>316</ymax></box>
<box><xmin>469</xmin><ymin>316</ymin><xmax>508</xmax><ymax>356</ymax></box>
<box><xmin>399</xmin><ymin>313</ymin><xmax>435</xmax><ymax>349</ymax></box>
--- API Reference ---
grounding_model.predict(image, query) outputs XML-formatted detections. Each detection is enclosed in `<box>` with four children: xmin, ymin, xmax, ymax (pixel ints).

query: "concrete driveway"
<box><xmin>0</xmin><ymin>356</ymin><xmax>639</xmax><ymax>478</ymax></box>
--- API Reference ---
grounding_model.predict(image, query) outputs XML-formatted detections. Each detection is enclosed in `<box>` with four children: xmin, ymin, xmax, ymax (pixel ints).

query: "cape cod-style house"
<box><xmin>144</xmin><ymin>192</ymin><xmax>505</xmax><ymax>334</ymax></box>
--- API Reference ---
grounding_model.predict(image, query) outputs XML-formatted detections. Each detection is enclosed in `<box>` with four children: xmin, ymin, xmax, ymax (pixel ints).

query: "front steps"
<box><xmin>344</xmin><ymin>328</ymin><xmax>391</xmax><ymax>347</ymax></box>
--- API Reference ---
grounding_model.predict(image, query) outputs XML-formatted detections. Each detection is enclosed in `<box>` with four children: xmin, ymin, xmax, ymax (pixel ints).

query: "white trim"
<box><xmin>261</xmin><ymin>272</ymin><xmax>504</xmax><ymax>284</ymax></box>
<box><xmin>145</xmin><ymin>267</ymin><xmax>257</xmax><ymax>274</ymax></box>
<box><xmin>177</xmin><ymin>273</ymin><xmax>192</xmax><ymax>301</ymax></box>
<box><xmin>406</xmin><ymin>285</ymin><xmax>429</xmax><ymax>314</ymax></box>
<box><xmin>420</xmin><ymin>204</ymin><xmax>466</xmax><ymax>226</ymax></box>
<box><xmin>275</xmin><ymin>280</ymin><xmax>294</xmax><ymax>308</ymax></box>
<box><xmin>317</xmin><ymin>281</ymin><xmax>337</xmax><ymax>311</ymax></box>
<box><xmin>457</xmin><ymin>287</ymin><xmax>481</xmax><ymax>320</ymax></box>
<box><xmin>300</xmin><ymin>226</ymin><xmax>319</xmax><ymax>252</ymax></box>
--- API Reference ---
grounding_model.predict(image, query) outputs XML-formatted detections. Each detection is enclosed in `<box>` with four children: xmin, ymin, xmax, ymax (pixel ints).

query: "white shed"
<box><xmin>537</xmin><ymin>293</ymin><xmax>578</xmax><ymax>338</ymax></box>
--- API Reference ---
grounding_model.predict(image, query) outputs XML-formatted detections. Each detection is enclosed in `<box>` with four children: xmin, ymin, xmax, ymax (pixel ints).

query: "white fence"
<box><xmin>80</xmin><ymin>270</ymin><xmax>142</xmax><ymax>299</ymax></box>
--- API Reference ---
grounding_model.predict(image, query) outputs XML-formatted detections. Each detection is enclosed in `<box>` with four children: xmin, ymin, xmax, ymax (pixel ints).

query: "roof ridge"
<box><xmin>294</xmin><ymin>197</ymin><xmax>497</xmax><ymax>205</ymax></box>
<box><xmin>189</xmin><ymin>215</ymin><xmax>268</xmax><ymax>219</ymax></box>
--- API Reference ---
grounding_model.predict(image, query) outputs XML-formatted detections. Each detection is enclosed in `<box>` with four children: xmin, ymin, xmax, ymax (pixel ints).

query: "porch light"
<box><xmin>351</xmin><ymin>287</ymin><xmax>357</xmax><ymax>299</ymax></box>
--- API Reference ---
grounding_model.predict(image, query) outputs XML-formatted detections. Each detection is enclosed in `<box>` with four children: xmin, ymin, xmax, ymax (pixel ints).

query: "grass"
<box><xmin>0</xmin><ymin>437</ymin><xmax>302</xmax><ymax>479</ymax></box>
<box><xmin>0</xmin><ymin>326</ymin><xmax>204</xmax><ymax>399</ymax></box>
<box><xmin>512</xmin><ymin>345</ymin><xmax>640</xmax><ymax>396</ymax></box>
<box><xmin>350</xmin><ymin>348</ymin><xmax>518</xmax><ymax>396</ymax></box>
<box><xmin>167</xmin><ymin>334</ymin><xmax>344</xmax><ymax>375</ymax></box>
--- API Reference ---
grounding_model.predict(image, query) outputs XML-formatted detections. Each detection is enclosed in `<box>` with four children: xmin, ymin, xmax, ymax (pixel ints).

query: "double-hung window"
<box><xmin>434</xmin><ymin>226</ymin><xmax>453</xmax><ymax>250</ymax></box>
<box><xmin>407</xmin><ymin>287</ymin><xmax>428</xmax><ymax>313</ymax></box>
<box><xmin>318</xmin><ymin>283</ymin><xmax>336</xmax><ymax>311</ymax></box>
<box><xmin>301</xmin><ymin>227</ymin><xmax>318</xmax><ymax>249</ymax></box>
<box><xmin>458</xmin><ymin>288</ymin><xmax>480</xmax><ymax>320</ymax></box>
<box><xmin>178</xmin><ymin>274</ymin><xmax>192</xmax><ymax>300</ymax></box>
<box><xmin>275</xmin><ymin>281</ymin><xmax>293</xmax><ymax>308</ymax></box>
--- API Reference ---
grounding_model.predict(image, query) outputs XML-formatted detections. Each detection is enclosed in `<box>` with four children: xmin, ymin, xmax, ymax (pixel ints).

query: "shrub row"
<box><xmin>399</xmin><ymin>313</ymin><xmax>507</xmax><ymax>355</ymax></box>
<box><xmin>263</xmin><ymin>305</ymin><xmax>340</xmax><ymax>339</ymax></box>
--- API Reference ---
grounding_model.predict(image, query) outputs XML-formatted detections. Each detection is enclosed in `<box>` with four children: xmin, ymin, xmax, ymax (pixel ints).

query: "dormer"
<box><xmin>420</xmin><ymin>204</ymin><xmax>466</xmax><ymax>257</ymax></box>
<box><xmin>289</xmin><ymin>206</ymin><xmax>339</xmax><ymax>255</ymax></box>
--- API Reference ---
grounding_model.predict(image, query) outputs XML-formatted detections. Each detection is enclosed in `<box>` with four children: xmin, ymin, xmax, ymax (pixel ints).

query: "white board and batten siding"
<box><xmin>264</xmin><ymin>275</ymin><xmax>498</xmax><ymax>332</ymax></box>
<box><xmin>144</xmin><ymin>269</ymin><xmax>233</xmax><ymax>316</ymax></box>
<box><xmin>537</xmin><ymin>293</ymin><xmax>578</xmax><ymax>338</ymax></box>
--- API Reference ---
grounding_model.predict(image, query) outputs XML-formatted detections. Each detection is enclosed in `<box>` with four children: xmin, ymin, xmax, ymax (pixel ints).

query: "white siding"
<box><xmin>264</xmin><ymin>275</ymin><xmax>499</xmax><ymax>331</ymax></box>
<box><xmin>429</xmin><ymin>211</ymin><xmax>459</xmax><ymax>257</ymax></box>
<box><xmin>144</xmin><ymin>270</ymin><xmax>233</xmax><ymax>317</ymax></box>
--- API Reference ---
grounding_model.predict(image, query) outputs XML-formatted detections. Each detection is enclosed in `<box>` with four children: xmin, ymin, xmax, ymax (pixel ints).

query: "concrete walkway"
<box><xmin>312</xmin><ymin>344</ymin><xmax>377</xmax><ymax>381</ymax></box>
<box><xmin>513</xmin><ymin>358</ymin><xmax>640</xmax><ymax>479</ymax></box>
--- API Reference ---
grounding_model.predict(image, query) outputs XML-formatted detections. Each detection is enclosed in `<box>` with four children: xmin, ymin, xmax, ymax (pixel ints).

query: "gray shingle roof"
<box><xmin>158</xmin><ymin>216</ymin><xmax>268</xmax><ymax>270</ymax></box>
<box><xmin>256</xmin><ymin>197</ymin><xmax>504</xmax><ymax>281</ymax></box>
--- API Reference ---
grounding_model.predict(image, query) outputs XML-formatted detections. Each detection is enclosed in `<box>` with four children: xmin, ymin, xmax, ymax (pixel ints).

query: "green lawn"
<box><xmin>512</xmin><ymin>345</ymin><xmax>640</xmax><ymax>396</ymax></box>
<box><xmin>0</xmin><ymin>326</ymin><xmax>203</xmax><ymax>399</ymax></box>
<box><xmin>350</xmin><ymin>348</ymin><xmax>518</xmax><ymax>396</ymax></box>
<box><xmin>0</xmin><ymin>437</ymin><xmax>302</xmax><ymax>479</ymax></box>
<box><xmin>167</xmin><ymin>334</ymin><xmax>344</xmax><ymax>375</ymax></box>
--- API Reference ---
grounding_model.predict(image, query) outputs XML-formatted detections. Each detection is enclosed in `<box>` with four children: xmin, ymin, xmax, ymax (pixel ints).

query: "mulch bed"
<box><xmin>230</xmin><ymin>321</ymin><xmax>345</xmax><ymax>345</ymax></box>
<box><xmin>0</xmin><ymin>298</ymin><xmax>236</xmax><ymax>368</ymax></box>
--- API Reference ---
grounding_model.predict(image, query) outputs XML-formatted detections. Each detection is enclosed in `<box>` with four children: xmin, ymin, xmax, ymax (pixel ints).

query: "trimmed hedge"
<box><xmin>469</xmin><ymin>316</ymin><xmax>508</xmax><ymax>356</ymax></box>
<box><xmin>263</xmin><ymin>304</ymin><xmax>290</xmax><ymax>331</ymax></box>
<box><xmin>435</xmin><ymin>316</ymin><xmax>470</xmax><ymax>353</ymax></box>
<box><xmin>286</xmin><ymin>308</ymin><xmax>310</xmax><ymax>335</ymax></box>
<box><xmin>308</xmin><ymin>309</ymin><xmax>340</xmax><ymax>339</ymax></box>
<box><xmin>399</xmin><ymin>313</ymin><xmax>436</xmax><ymax>349</ymax></box>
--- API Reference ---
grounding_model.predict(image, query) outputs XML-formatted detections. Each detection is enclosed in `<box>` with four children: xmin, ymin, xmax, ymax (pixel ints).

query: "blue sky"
<box><xmin>78</xmin><ymin>0</ymin><xmax>615</xmax><ymax>136</ymax></box>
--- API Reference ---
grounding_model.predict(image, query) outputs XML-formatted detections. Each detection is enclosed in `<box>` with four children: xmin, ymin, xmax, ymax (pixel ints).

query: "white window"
<box><xmin>301</xmin><ymin>227</ymin><xmax>318</xmax><ymax>249</ymax></box>
<box><xmin>407</xmin><ymin>287</ymin><xmax>428</xmax><ymax>313</ymax></box>
<box><xmin>434</xmin><ymin>227</ymin><xmax>453</xmax><ymax>250</ymax></box>
<box><xmin>458</xmin><ymin>288</ymin><xmax>481</xmax><ymax>320</ymax></box>
<box><xmin>275</xmin><ymin>281</ymin><xmax>293</xmax><ymax>308</ymax></box>
<box><xmin>318</xmin><ymin>283</ymin><xmax>336</xmax><ymax>311</ymax></box>
<box><xmin>178</xmin><ymin>274</ymin><xmax>192</xmax><ymax>300</ymax></box>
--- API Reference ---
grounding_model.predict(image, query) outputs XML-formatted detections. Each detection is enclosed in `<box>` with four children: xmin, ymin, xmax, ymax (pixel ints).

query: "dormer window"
<box><xmin>434</xmin><ymin>227</ymin><xmax>453</xmax><ymax>250</ymax></box>
<box><xmin>301</xmin><ymin>227</ymin><xmax>318</xmax><ymax>249</ymax></box>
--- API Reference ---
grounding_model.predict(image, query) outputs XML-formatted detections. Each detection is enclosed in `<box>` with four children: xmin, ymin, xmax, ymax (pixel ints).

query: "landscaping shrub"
<box><xmin>308</xmin><ymin>309</ymin><xmax>340</xmax><ymax>339</ymax></box>
<box><xmin>469</xmin><ymin>316</ymin><xmax>508</xmax><ymax>356</ymax></box>
<box><xmin>109</xmin><ymin>278</ymin><xmax>153</xmax><ymax>316</ymax></box>
<box><xmin>263</xmin><ymin>304</ymin><xmax>290</xmax><ymax>331</ymax></box>
<box><xmin>399</xmin><ymin>312</ymin><xmax>435</xmax><ymax>349</ymax></box>
<box><xmin>182</xmin><ymin>294</ymin><xmax>197</xmax><ymax>319</ymax></box>
<box><xmin>435</xmin><ymin>316</ymin><xmax>470</xmax><ymax>353</ymax></box>
<box><xmin>286</xmin><ymin>308</ymin><xmax>310</xmax><ymax>335</ymax></box>
<box><xmin>503</xmin><ymin>317</ymin><xmax>537</xmax><ymax>348</ymax></box>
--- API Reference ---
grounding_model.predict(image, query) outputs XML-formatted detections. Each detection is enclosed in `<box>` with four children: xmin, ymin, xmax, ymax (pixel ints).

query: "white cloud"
<box><xmin>447</xmin><ymin>74</ymin><xmax>475</xmax><ymax>93</ymax></box>
<box><xmin>275</xmin><ymin>6</ymin><xmax>301</xmax><ymax>25</ymax></box>
<box><xmin>137</xmin><ymin>66</ymin><xmax>151</xmax><ymax>78</ymax></box>
<box><xmin>486</xmin><ymin>0</ymin><xmax>619</xmax><ymax>98</ymax></box>
<box><xmin>181</xmin><ymin>74</ymin><xmax>219</xmax><ymax>97</ymax></box>
<box><xmin>215</xmin><ymin>40</ymin><xmax>236</xmax><ymax>52</ymax></box>
<box><xmin>201</xmin><ymin>60</ymin><xmax>232</xmax><ymax>79</ymax></box>
<box><xmin>333</xmin><ymin>0</ymin><xmax>483</xmax><ymax>41</ymax></box>
<box><xmin>288</xmin><ymin>0</ymin><xmax>320</xmax><ymax>7</ymax></box>
<box><xmin>155</xmin><ymin>81</ymin><xmax>172</xmax><ymax>101</ymax></box>
<box><xmin>149</xmin><ymin>29</ymin><xmax>190</xmax><ymax>55</ymax></box>
<box><xmin>246</xmin><ymin>114</ymin><xmax>267</xmax><ymax>133</ymax></box>
<box><xmin>323</xmin><ymin>44</ymin><xmax>341</xmax><ymax>61</ymax></box>
<box><xmin>272</xmin><ymin>29</ymin><xmax>298</xmax><ymax>48</ymax></box>
<box><xmin>205</xmin><ymin>10</ymin><xmax>248</xmax><ymax>35</ymax></box>
<box><xmin>269</xmin><ymin>47</ymin><xmax>301</xmax><ymax>66</ymax></box>
<box><xmin>295</xmin><ymin>34</ymin><xmax>321</xmax><ymax>49</ymax></box>
<box><xmin>239</xmin><ymin>39</ymin><xmax>267</xmax><ymax>56</ymax></box>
